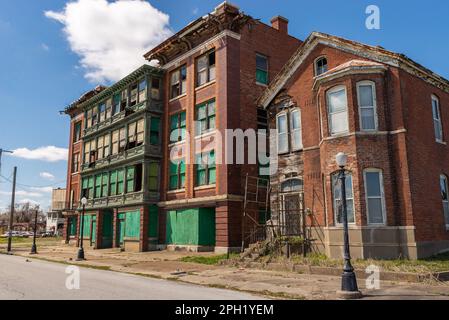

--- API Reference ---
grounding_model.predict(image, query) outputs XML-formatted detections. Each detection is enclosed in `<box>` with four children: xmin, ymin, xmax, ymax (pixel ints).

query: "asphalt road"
<box><xmin>0</xmin><ymin>254</ymin><xmax>262</xmax><ymax>300</ymax></box>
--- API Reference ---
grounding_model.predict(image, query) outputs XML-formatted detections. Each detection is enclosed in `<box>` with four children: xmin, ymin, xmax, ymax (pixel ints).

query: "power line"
<box><xmin>0</xmin><ymin>174</ymin><xmax>65</xmax><ymax>189</ymax></box>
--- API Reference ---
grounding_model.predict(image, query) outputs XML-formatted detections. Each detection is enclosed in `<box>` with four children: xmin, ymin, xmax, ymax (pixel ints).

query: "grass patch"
<box><xmin>270</xmin><ymin>252</ymin><xmax>449</xmax><ymax>273</ymax></box>
<box><xmin>0</xmin><ymin>237</ymin><xmax>62</xmax><ymax>246</ymax></box>
<box><xmin>179</xmin><ymin>253</ymin><xmax>239</xmax><ymax>265</ymax></box>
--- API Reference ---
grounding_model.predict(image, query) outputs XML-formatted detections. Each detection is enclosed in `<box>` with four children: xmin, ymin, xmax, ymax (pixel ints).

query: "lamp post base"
<box><xmin>30</xmin><ymin>244</ymin><xmax>37</xmax><ymax>255</ymax></box>
<box><xmin>76</xmin><ymin>248</ymin><xmax>85</xmax><ymax>261</ymax></box>
<box><xmin>336</xmin><ymin>290</ymin><xmax>363</xmax><ymax>300</ymax></box>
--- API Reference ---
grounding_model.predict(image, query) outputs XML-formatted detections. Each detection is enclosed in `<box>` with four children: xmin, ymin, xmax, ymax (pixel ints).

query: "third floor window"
<box><xmin>170</xmin><ymin>65</ymin><xmax>187</xmax><ymax>99</ymax></box>
<box><xmin>197</xmin><ymin>50</ymin><xmax>216</xmax><ymax>87</ymax></box>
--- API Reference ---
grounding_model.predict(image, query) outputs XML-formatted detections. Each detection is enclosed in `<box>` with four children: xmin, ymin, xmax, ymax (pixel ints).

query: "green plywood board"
<box><xmin>124</xmin><ymin>210</ymin><xmax>140</xmax><ymax>239</ymax></box>
<box><xmin>166</xmin><ymin>208</ymin><xmax>215</xmax><ymax>246</ymax></box>
<box><xmin>82</xmin><ymin>215</ymin><xmax>92</xmax><ymax>237</ymax></box>
<box><xmin>148</xmin><ymin>205</ymin><xmax>158</xmax><ymax>238</ymax></box>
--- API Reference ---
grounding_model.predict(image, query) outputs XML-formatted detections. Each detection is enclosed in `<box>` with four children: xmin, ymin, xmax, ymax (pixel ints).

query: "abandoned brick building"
<box><xmin>62</xmin><ymin>2</ymin><xmax>449</xmax><ymax>259</ymax></box>
<box><xmin>258</xmin><ymin>32</ymin><xmax>449</xmax><ymax>259</ymax></box>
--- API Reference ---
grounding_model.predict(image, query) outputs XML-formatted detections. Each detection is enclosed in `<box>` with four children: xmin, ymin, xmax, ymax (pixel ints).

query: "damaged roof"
<box><xmin>258</xmin><ymin>32</ymin><xmax>449</xmax><ymax>108</ymax></box>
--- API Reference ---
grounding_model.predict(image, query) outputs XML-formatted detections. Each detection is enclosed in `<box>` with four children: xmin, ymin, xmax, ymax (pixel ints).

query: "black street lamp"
<box><xmin>30</xmin><ymin>209</ymin><xmax>38</xmax><ymax>254</ymax></box>
<box><xmin>335</xmin><ymin>152</ymin><xmax>362</xmax><ymax>299</ymax></box>
<box><xmin>76</xmin><ymin>197</ymin><xmax>87</xmax><ymax>261</ymax></box>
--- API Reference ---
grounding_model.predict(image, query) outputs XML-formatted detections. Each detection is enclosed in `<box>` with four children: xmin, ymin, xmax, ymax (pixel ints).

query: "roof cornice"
<box><xmin>258</xmin><ymin>32</ymin><xmax>449</xmax><ymax>108</ymax></box>
<box><xmin>64</xmin><ymin>64</ymin><xmax>163</xmax><ymax>114</ymax></box>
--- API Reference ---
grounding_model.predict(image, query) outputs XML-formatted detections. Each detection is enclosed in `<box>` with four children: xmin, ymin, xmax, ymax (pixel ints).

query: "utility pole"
<box><xmin>0</xmin><ymin>148</ymin><xmax>13</xmax><ymax>177</ymax></box>
<box><xmin>7</xmin><ymin>166</ymin><xmax>17</xmax><ymax>253</ymax></box>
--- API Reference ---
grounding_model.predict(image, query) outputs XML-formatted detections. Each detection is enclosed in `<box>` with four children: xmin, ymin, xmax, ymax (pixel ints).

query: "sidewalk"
<box><xmin>3</xmin><ymin>244</ymin><xmax>449</xmax><ymax>300</ymax></box>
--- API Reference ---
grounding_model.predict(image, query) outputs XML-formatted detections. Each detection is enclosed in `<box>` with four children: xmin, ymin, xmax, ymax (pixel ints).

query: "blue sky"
<box><xmin>0</xmin><ymin>0</ymin><xmax>448</xmax><ymax>211</ymax></box>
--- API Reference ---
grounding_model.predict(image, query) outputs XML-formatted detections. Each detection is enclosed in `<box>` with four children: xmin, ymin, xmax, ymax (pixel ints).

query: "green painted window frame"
<box><xmin>256</xmin><ymin>53</ymin><xmax>268</xmax><ymax>85</ymax></box>
<box><xmin>109</xmin><ymin>170</ymin><xmax>117</xmax><ymax>196</ymax></box>
<box><xmin>195</xmin><ymin>150</ymin><xmax>216</xmax><ymax>186</ymax></box>
<box><xmin>170</xmin><ymin>111</ymin><xmax>186</xmax><ymax>143</ymax></box>
<box><xmin>150</xmin><ymin>117</ymin><xmax>161</xmax><ymax>145</ymax></box>
<box><xmin>82</xmin><ymin>177</ymin><xmax>88</xmax><ymax>198</ymax></box>
<box><xmin>95</xmin><ymin>175</ymin><xmax>102</xmax><ymax>198</ymax></box>
<box><xmin>169</xmin><ymin>159</ymin><xmax>185</xmax><ymax>190</ymax></box>
<box><xmin>117</xmin><ymin>169</ymin><xmax>125</xmax><ymax>194</ymax></box>
<box><xmin>126</xmin><ymin>166</ymin><xmax>135</xmax><ymax>193</ymax></box>
<box><xmin>101</xmin><ymin>173</ymin><xmax>109</xmax><ymax>197</ymax></box>
<box><xmin>149</xmin><ymin>162</ymin><xmax>159</xmax><ymax>191</ymax></box>
<box><xmin>88</xmin><ymin>176</ymin><xmax>94</xmax><ymax>199</ymax></box>
<box><xmin>196</xmin><ymin>100</ymin><xmax>215</xmax><ymax>136</ymax></box>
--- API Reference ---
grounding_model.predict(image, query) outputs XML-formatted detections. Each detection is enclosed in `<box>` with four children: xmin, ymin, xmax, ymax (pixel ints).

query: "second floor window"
<box><xmin>327</xmin><ymin>86</ymin><xmax>349</xmax><ymax>135</ymax></box>
<box><xmin>197</xmin><ymin>50</ymin><xmax>216</xmax><ymax>87</ymax></box>
<box><xmin>196</xmin><ymin>100</ymin><xmax>216</xmax><ymax>136</ymax></box>
<box><xmin>148</xmin><ymin>162</ymin><xmax>159</xmax><ymax>192</ymax></box>
<box><xmin>195</xmin><ymin>150</ymin><xmax>216</xmax><ymax>186</ymax></box>
<box><xmin>357</xmin><ymin>81</ymin><xmax>377</xmax><ymax>131</ymax></box>
<box><xmin>432</xmin><ymin>95</ymin><xmax>443</xmax><ymax>142</ymax></box>
<box><xmin>277</xmin><ymin>113</ymin><xmax>288</xmax><ymax>154</ymax></box>
<box><xmin>290</xmin><ymin>109</ymin><xmax>302</xmax><ymax>151</ymax></box>
<box><xmin>170</xmin><ymin>65</ymin><xmax>187</xmax><ymax>99</ymax></box>
<box><xmin>256</xmin><ymin>54</ymin><xmax>268</xmax><ymax>85</ymax></box>
<box><xmin>169</xmin><ymin>159</ymin><xmax>186</xmax><ymax>190</ymax></box>
<box><xmin>170</xmin><ymin>111</ymin><xmax>186</xmax><ymax>143</ymax></box>
<box><xmin>73</xmin><ymin>121</ymin><xmax>82</xmax><ymax>143</ymax></box>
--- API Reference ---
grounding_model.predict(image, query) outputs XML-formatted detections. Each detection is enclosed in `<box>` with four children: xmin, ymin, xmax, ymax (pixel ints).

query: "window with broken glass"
<box><xmin>196</xmin><ymin>50</ymin><xmax>216</xmax><ymax>87</ymax></box>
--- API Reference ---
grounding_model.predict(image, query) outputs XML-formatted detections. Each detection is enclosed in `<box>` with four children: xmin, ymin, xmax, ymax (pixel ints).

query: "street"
<box><xmin>0</xmin><ymin>254</ymin><xmax>262</xmax><ymax>300</ymax></box>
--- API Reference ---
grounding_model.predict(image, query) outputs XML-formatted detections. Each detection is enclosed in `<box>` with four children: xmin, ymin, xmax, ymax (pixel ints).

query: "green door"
<box><xmin>91</xmin><ymin>216</ymin><xmax>97</xmax><ymax>245</ymax></box>
<box><xmin>102</xmin><ymin>211</ymin><xmax>113</xmax><ymax>248</ymax></box>
<box><xmin>118</xmin><ymin>219</ymin><xmax>125</xmax><ymax>246</ymax></box>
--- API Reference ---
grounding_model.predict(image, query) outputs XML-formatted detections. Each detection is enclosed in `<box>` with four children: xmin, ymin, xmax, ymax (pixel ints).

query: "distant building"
<box><xmin>46</xmin><ymin>188</ymin><xmax>66</xmax><ymax>235</ymax></box>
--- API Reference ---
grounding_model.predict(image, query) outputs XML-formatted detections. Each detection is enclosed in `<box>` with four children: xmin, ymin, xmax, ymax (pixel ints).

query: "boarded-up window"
<box><xmin>117</xmin><ymin>169</ymin><xmax>124</xmax><ymax>194</ymax></box>
<box><xmin>149</xmin><ymin>162</ymin><xmax>159</xmax><ymax>191</ymax></box>
<box><xmin>126</xmin><ymin>166</ymin><xmax>135</xmax><ymax>193</ymax></box>
<box><xmin>150</xmin><ymin>117</ymin><xmax>160</xmax><ymax>145</ymax></box>
<box><xmin>138</xmin><ymin>79</ymin><xmax>147</xmax><ymax>103</ymax></box>
<box><xmin>109</xmin><ymin>170</ymin><xmax>117</xmax><ymax>196</ymax></box>
<box><xmin>137</xmin><ymin>119</ymin><xmax>145</xmax><ymax>146</ymax></box>
<box><xmin>124</xmin><ymin>211</ymin><xmax>140</xmax><ymax>238</ymax></box>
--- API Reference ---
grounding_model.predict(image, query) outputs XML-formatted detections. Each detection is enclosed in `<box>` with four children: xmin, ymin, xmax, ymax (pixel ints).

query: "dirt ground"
<box><xmin>2</xmin><ymin>243</ymin><xmax>449</xmax><ymax>300</ymax></box>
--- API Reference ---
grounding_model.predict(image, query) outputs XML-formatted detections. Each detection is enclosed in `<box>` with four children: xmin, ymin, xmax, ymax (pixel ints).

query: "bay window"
<box><xmin>332</xmin><ymin>172</ymin><xmax>355</xmax><ymax>224</ymax></box>
<box><xmin>327</xmin><ymin>85</ymin><xmax>349</xmax><ymax>135</ymax></box>
<box><xmin>364</xmin><ymin>169</ymin><xmax>386</xmax><ymax>225</ymax></box>
<box><xmin>357</xmin><ymin>81</ymin><xmax>377</xmax><ymax>131</ymax></box>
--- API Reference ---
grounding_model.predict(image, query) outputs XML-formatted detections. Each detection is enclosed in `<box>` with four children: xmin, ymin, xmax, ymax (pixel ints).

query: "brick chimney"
<box><xmin>270</xmin><ymin>16</ymin><xmax>289</xmax><ymax>34</ymax></box>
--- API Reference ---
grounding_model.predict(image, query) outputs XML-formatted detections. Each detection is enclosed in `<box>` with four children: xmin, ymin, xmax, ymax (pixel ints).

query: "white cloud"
<box><xmin>40</xmin><ymin>172</ymin><xmax>55</xmax><ymax>180</ymax></box>
<box><xmin>10</xmin><ymin>146</ymin><xmax>68</xmax><ymax>162</ymax></box>
<box><xmin>17</xmin><ymin>199</ymin><xmax>41</xmax><ymax>206</ymax></box>
<box><xmin>0</xmin><ymin>190</ymin><xmax>43</xmax><ymax>198</ymax></box>
<box><xmin>30</xmin><ymin>187</ymin><xmax>54</xmax><ymax>194</ymax></box>
<box><xmin>45</xmin><ymin>0</ymin><xmax>172</xmax><ymax>82</ymax></box>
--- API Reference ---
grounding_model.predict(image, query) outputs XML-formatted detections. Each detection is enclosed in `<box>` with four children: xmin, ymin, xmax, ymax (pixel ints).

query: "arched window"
<box><xmin>439</xmin><ymin>174</ymin><xmax>449</xmax><ymax>227</ymax></box>
<box><xmin>327</xmin><ymin>85</ymin><xmax>349</xmax><ymax>135</ymax></box>
<box><xmin>290</xmin><ymin>109</ymin><xmax>302</xmax><ymax>151</ymax></box>
<box><xmin>432</xmin><ymin>95</ymin><xmax>444</xmax><ymax>142</ymax></box>
<box><xmin>357</xmin><ymin>81</ymin><xmax>378</xmax><ymax>131</ymax></box>
<box><xmin>363</xmin><ymin>168</ymin><xmax>386</xmax><ymax>225</ymax></box>
<box><xmin>331</xmin><ymin>172</ymin><xmax>355</xmax><ymax>224</ymax></box>
<box><xmin>315</xmin><ymin>57</ymin><xmax>328</xmax><ymax>76</ymax></box>
<box><xmin>281</xmin><ymin>178</ymin><xmax>303</xmax><ymax>192</ymax></box>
